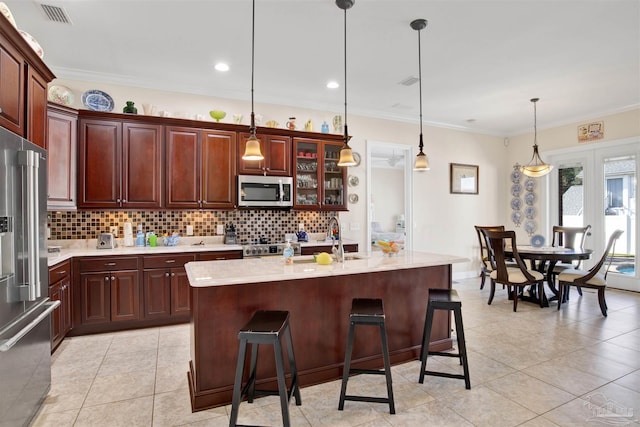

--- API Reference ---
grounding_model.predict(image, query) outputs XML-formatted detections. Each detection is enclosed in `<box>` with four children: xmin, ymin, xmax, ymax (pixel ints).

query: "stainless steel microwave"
<box><xmin>238</xmin><ymin>175</ymin><xmax>293</xmax><ymax>208</ymax></box>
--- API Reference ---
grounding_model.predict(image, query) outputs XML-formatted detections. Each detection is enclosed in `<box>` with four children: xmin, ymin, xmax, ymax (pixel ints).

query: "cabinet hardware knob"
<box><xmin>58</xmin><ymin>270</ymin><xmax>66</xmax><ymax>275</ymax></box>
<box><xmin>171</xmin><ymin>273</ymin><xmax>175</xmax><ymax>277</ymax></box>
<box><xmin>111</xmin><ymin>276</ymin><xmax>115</xmax><ymax>281</ymax></box>
<box><xmin>0</xmin><ymin>107</ymin><xmax>3</xmax><ymax>113</ymax></box>
<box><xmin>165</xmin><ymin>272</ymin><xmax>170</xmax><ymax>277</ymax></box>
<box><xmin>105</xmin><ymin>262</ymin><xmax>116</xmax><ymax>266</ymax></box>
<box><xmin>105</xmin><ymin>276</ymin><xmax>109</xmax><ymax>281</ymax></box>
<box><xmin>116</xmin><ymin>198</ymin><xmax>120</xmax><ymax>203</ymax></box>
<box><xmin>165</xmin><ymin>260</ymin><xmax>176</xmax><ymax>263</ymax></box>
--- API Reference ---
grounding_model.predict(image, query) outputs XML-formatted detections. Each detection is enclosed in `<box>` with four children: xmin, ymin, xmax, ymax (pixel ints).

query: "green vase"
<box><xmin>123</xmin><ymin>101</ymin><xmax>137</xmax><ymax>114</ymax></box>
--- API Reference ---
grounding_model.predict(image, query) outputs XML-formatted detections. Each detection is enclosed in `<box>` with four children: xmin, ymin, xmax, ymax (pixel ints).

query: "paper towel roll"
<box><xmin>123</xmin><ymin>222</ymin><xmax>134</xmax><ymax>247</ymax></box>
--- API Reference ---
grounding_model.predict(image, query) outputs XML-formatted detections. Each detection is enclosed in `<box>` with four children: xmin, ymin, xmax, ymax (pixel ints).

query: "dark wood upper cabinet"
<box><xmin>46</xmin><ymin>104</ymin><xmax>77</xmax><ymax>209</ymax></box>
<box><xmin>78</xmin><ymin>118</ymin><xmax>162</xmax><ymax>209</ymax></box>
<box><xmin>201</xmin><ymin>129</ymin><xmax>236</xmax><ymax>209</ymax></box>
<box><xmin>0</xmin><ymin>38</ymin><xmax>24</xmax><ymax>136</ymax></box>
<box><xmin>122</xmin><ymin>122</ymin><xmax>163</xmax><ymax>208</ymax></box>
<box><xmin>26</xmin><ymin>68</ymin><xmax>48</xmax><ymax>148</ymax></box>
<box><xmin>166</xmin><ymin>126</ymin><xmax>236</xmax><ymax>209</ymax></box>
<box><xmin>238</xmin><ymin>133</ymin><xmax>291</xmax><ymax>176</ymax></box>
<box><xmin>0</xmin><ymin>17</ymin><xmax>54</xmax><ymax>145</ymax></box>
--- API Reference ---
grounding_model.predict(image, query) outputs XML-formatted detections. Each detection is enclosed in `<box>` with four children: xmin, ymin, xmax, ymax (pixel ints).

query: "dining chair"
<box><xmin>550</xmin><ymin>225</ymin><xmax>592</xmax><ymax>291</ymax></box>
<box><xmin>474</xmin><ymin>225</ymin><xmax>505</xmax><ymax>290</ymax></box>
<box><xmin>557</xmin><ymin>229</ymin><xmax>623</xmax><ymax>317</ymax></box>
<box><xmin>483</xmin><ymin>230</ymin><xmax>545</xmax><ymax>311</ymax></box>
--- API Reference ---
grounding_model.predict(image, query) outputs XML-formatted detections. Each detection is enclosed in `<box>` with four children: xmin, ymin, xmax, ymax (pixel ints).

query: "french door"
<box><xmin>548</xmin><ymin>138</ymin><xmax>639</xmax><ymax>291</ymax></box>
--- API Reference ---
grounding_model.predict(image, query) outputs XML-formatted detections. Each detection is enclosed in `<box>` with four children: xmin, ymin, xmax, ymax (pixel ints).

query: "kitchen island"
<box><xmin>185</xmin><ymin>251</ymin><xmax>467</xmax><ymax>411</ymax></box>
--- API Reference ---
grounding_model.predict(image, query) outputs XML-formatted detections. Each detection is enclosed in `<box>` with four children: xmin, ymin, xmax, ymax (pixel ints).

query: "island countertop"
<box><xmin>186</xmin><ymin>251</ymin><xmax>468</xmax><ymax>287</ymax></box>
<box><xmin>186</xmin><ymin>249</ymin><xmax>466</xmax><ymax>411</ymax></box>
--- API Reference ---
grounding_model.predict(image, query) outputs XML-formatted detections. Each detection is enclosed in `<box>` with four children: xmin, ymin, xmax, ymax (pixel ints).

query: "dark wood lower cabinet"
<box><xmin>68</xmin><ymin>251</ymin><xmax>242</xmax><ymax>336</ymax></box>
<box><xmin>49</xmin><ymin>260</ymin><xmax>72</xmax><ymax>352</ymax></box>
<box><xmin>143</xmin><ymin>254</ymin><xmax>196</xmax><ymax>319</ymax></box>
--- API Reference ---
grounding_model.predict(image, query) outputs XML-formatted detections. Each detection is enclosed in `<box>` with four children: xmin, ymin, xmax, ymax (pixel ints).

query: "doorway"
<box><xmin>365</xmin><ymin>140</ymin><xmax>413</xmax><ymax>254</ymax></box>
<box><xmin>548</xmin><ymin>137</ymin><xmax>639</xmax><ymax>291</ymax></box>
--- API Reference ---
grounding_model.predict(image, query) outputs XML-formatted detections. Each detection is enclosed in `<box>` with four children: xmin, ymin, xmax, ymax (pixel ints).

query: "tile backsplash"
<box><xmin>48</xmin><ymin>210</ymin><xmax>334</xmax><ymax>244</ymax></box>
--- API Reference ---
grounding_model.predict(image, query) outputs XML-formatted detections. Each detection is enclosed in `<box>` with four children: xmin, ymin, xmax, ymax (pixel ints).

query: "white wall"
<box><xmin>371</xmin><ymin>167</ymin><xmax>403</xmax><ymax>232</ymax></box>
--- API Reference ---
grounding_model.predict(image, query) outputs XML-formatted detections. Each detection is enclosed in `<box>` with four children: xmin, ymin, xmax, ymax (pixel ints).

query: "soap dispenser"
<box><xmin>283</xmin><ymin>239</ymin><xmax>294</xmax><ymax>264</ymax></box>
<box><xmin>136</xmin><ymin>225</ymin><xmax>145</xmax><ymax>247</ymax></box>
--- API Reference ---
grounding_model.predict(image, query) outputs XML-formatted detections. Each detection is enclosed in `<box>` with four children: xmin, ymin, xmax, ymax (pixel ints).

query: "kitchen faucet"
<box><xmin>328</xmin><ymin>216</ymin><xmax>344</xmax><ymax>263</ymax></box>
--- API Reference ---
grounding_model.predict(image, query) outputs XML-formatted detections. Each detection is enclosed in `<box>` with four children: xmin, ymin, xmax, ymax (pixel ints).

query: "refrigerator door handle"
<box><xmin>0</xmin><ymin>300</ymin><xmax>60</xmax><ymax>352</ymax></box>
<box><xmin>18</xmin><ymin>149</ymin><xmax>41</xmax><ymax>301</ymax></box>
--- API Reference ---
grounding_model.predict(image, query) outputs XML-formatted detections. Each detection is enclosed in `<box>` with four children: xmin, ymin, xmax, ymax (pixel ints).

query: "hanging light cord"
<box><xmin>532</xmin><ymin>98</ymin><xmax>537</xmax><ymax>147</ymax></box>
<box><xmin>342</xmin><ymin>6</ymin><xmax>348</xmax><ymax>144</ymax></box>
<box><xmin>250</xmin><ymin>0</ymin><xmax>256</xmax><ymax>133</ymax></box>
<box><xmin>417</xmin><ymin>25</ymin><xmax>423</xmax><ymax>152</ymax></box>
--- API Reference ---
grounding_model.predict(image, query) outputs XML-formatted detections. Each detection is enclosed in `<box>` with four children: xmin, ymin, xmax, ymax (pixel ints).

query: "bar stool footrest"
<box><xmin>343</xmin><ymin>395</ymin><xmax>393</xmax><ymax>405</ymax></box>
<box><xmin>428</xmin><ymin>351</ymin><xmax>461</xmax><ymax>358</ymax></box>
<box><xmin>349</xmin><ymin>368</ymin><xmax>386</xmax><ymax>376</ymax></box>
<box><xmin>422</xmin><ymin>370</ymin><xmax>467</xmax><ymax>380</ymax></box>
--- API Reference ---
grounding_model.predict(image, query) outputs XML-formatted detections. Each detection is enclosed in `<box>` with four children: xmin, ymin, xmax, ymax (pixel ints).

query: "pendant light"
<box><xmin>242</xmin><ymin>0</ymin><xmax>264</xmax><ymax>161</ymax></box>
<box><xmin>411</xmin><ymin>19</ymin><xmax>429</xmax><ymax>171</ymax></box>
<box><xmin>336</xmin><ymin>0</ymin><xmax>356</xmax><ymax>167</ymax></box>
<box><xmin>520</xmin><ymin>98</ymin><xmax>553</xmax><ymax>177</ymax></box>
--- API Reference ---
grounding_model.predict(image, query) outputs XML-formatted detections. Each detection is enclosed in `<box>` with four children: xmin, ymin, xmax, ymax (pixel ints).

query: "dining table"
<box><xmin>505</xmin><ymin>245</ymin><xmax>593</xmax><ymax>306</ymax></box>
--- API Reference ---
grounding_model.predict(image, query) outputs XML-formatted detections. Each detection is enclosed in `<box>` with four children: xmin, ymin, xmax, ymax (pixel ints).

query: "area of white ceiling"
<box><xmin>7</xmin><ymin>0</ymin><xmax>639</xmax><ymax>136</ymax></box>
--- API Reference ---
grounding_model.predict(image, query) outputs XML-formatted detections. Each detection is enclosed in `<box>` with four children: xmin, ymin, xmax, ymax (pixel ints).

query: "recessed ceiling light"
<box><xmin>215</xmin><ymin>62</ymin><xmax>230</xmax><ymax>72</ymax></box>
<box><xmin>326</xmin><ymin>81</ymin><xmax>339</xmax><ymax>89</ymax></box>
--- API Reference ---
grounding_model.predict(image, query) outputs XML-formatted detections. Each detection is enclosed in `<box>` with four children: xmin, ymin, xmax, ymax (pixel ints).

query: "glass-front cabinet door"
<box><xmin>322</xmin><ymin>143</ymin><xmax>346</xmax><ymax>210</ymax></box>
<box><xmin>293</xmin><ymin>139</ymin><xmax>346</xmax><ymax>210</ymax></box>
<box><xmin>294</xmin><ymin>140</ymin><xmax>320</xmax><ymax>208</ymax></box>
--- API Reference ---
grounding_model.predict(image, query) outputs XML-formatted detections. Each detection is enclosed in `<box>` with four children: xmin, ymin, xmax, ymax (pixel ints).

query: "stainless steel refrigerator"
<box><xmin>0</xmin><ymin>126</ymin><xmax>58</xmax><ymax>426</ymax></box>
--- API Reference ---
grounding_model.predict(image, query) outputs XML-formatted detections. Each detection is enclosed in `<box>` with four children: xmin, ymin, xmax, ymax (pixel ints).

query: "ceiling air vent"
<box><xmin>398</xmin><ymin>76</ymin><xmax>419</xmax><ymax>86</ymax></box>
<box><xmin>40</xmin><ymin>4</ymin><xmax>72</xmax><ymax>24</ymax></box>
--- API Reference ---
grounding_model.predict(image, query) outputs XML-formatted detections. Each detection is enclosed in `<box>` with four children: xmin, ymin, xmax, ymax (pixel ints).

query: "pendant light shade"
<box><xmin>411</xmin><ymin>18</ymin><xmax>430</xmax><ymax>171</ymax></box>
<box><xmin>241</xmin><ymin>0</ymin><xmax>264</xmax><ymax>161</ymax></box>
<box><xmin>521</xmin><ymin>98</ymin><xmax>552</xmax><ymax>177</ymax></box>
<box><xmin>336</xmin><ymin>0</ymin><xmax>356</xmax><ymax>167</ymax></box>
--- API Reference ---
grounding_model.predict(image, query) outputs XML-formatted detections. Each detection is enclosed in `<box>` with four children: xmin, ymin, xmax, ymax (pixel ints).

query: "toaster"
<box><xmin>97</xmin><ymin>233</ymin><xmax>116</xmax><ymax>249</ymax></box>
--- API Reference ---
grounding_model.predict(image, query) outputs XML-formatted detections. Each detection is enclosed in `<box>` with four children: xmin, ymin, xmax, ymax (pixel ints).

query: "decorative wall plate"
<box><xmin>524</xmin><ymin>220</ymin><xmax>537</xmax><ymax>235</ymax></box>
<box><xmin>511</xmin><ymin>169</ymin><xmax>522</xmax><ymax>183</ymax></box>
<box><xmin>524</xmin><ymin>177</ymin><xmax>536</xmax><ymax>192</ymax></box>
<box><xmin>530</xmin><ymin>234</ymin><xmax>545</xmax><ymax>247</ymax></box>
<box><xmin>348</xmin><ymin>193</ymin><xmax>359</xmax><ymax>204</ymax></box>
<box><xmin>352</xmin><ymin>152</ymin><xmax>361</xmax><ymax>167</ymax></box>
<box><xmin>348</xmin><ymin>175</ymin><xmax>359</xmax><ymax>187</ymax></box>
<box><xmin>510</xmin><ymin>197</ymin><xmax>522</xmax><ymax>211</ymax></box>
<box><xmin>524</xmin><ymin>206</ymin><xmax>536</xmax><ymax>219</ymax></box>
<box><xmin>511</xmin><ymin>183</ymin><xmax>522</xmax><ymax>197</ymax></box>
<box><xmin>511</xmin><ymin>211</ymin><xmax>522</xmax><ymax>226</ymax></box>
<box><xmin>82</xmin><ymin>89</ymin><xmax>114</xmax><ymax>112</ymax></box>
<box><xmin>524</xmin><ymin>192</ymin><xmax>537</xmax><ymax>206</ymax></box>
<box><xmin>48</xmin><ymin>85</ymin><xmax>74</xmax><ymax>106</ymax></box>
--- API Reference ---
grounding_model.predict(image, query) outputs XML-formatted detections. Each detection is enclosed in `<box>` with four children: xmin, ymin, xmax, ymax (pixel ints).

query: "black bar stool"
<box><xmin>338</xmin><ymin>298</ymin><xmax>395</xmax><ymax>414</ymax></box>
<box><xmin>229</xmin><ymin>310</ymin><xmax>301</xmax><ymax>427</ymax></box>
<box><xmin>419</xmin><ymin>288</ymin><xmax>471</xmax><ymax>389</ymax></box>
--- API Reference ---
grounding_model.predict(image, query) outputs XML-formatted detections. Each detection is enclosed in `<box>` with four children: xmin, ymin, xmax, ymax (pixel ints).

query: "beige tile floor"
<box><xmin>32</xmin><ymin>277</ymin><xmax>640</xmax><ymax>427</ymax></box>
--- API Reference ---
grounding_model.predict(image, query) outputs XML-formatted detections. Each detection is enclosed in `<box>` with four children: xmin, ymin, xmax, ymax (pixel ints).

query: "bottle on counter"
<box><xmin>283</xmin><ymin>239</ymin><xmax>294</xmax><ymax>264</ymax></box>
<box><xmin>136</xmin><ymin>225</ymin><xmax>145</xmax><ymax>247</ymax></box>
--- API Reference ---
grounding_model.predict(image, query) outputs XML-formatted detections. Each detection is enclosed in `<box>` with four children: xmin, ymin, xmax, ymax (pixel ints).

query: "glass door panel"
<box><xmin>603</xmin><ymin>155</ymin><xmax>636</xmax><ymax>279</ymax></box>
<box><xmin>323</xmin><ymin>144</ymin><xmax>344</xmax><ymax>208</ymax></box>
<box><xmin>294</xmin><ymin>141</ymin><xmax>319</xmax><ymax>207</ymax></box>
<box><xmin>558</xmin><ymin>165</ymin><xmax>585</xmax><ymax>227</ymax></box>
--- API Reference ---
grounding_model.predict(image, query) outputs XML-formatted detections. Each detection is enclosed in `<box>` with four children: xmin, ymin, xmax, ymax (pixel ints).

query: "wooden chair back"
<box><xmin>474</xmin><ymin>225</ymin><xmax>505</xmax><ymax>271</ymax></box>
<box><xmin>576</xmin><ymin>229</ymin><xmax>624</xmax><ymax>284</ymax></box>
<box><xmin>551</xmin><ymin>225</ymin><xmax>592</xmax><ymax>249</ymax></box>
<box><xmin>483</xmin><ymin>230</ymin><xmax>538</xmax><ymax>286</ymax></box>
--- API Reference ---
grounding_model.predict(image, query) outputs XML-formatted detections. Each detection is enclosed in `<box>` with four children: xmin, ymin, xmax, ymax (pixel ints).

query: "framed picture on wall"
<box><xmin>450</xmin><ymin>163</ymin><xmax>479</xmax><ymax>194</ymax></box>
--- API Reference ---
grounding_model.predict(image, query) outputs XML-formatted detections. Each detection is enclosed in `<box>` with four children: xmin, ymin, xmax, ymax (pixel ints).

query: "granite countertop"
<box><xmin>46</xmin><ymin>236</ymin><xmax>243</xmax><ymax>267</ymax></box>
<box><xmin>186</xmin><ymin>251</ymin><xmax>468</xmax><ymax>287</ymax></box>
<box><xmin>46</xmin><ymin>237</ymin><xmax>358</xmax><ymax>267</ymax></box>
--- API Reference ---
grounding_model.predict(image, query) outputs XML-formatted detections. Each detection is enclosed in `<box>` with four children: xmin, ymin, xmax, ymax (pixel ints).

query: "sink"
<box><xmin>291</xmin><ymin>254</ymin><xmax>368</xmax><ymax>264</ymax></box>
